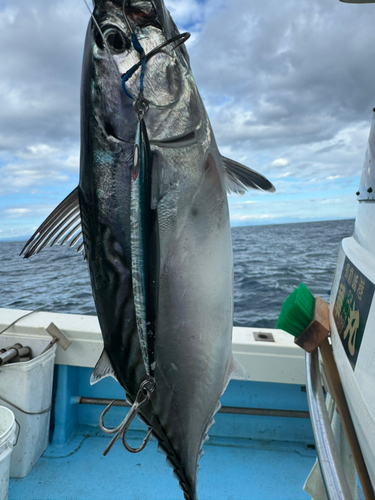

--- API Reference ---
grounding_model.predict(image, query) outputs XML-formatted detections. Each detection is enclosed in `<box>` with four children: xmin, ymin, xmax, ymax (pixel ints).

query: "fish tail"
<box><xmin>157</xmin><ymin>442</ymin><xmax>197</xmax><ymax>500</ymax></box>
<box><xmin>145</xmin><ymin>401</ymin><xmax>223</xmax><ymax>500</ymax></box>
<box><xmin>139</xmin><ymin>414</ymin><xmax>198</xmax><ymax>500</ymax></box>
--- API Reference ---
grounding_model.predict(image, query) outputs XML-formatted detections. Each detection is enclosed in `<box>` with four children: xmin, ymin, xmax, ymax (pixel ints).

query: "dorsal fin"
<box><xmin>20</xmin><ymin>187</ymin><xmax>84</xmax><ymax>258</ymax></box>
<box><xmin>222</xmin><ymin>156</ymin><xmax>275</xmax><ymax>194</ymax></box>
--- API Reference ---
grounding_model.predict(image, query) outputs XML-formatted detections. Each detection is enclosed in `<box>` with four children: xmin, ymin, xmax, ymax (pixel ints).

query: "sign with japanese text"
<box><xmin>333</xmin><ymin>256</ymin><xmax>375</xmax><ymax>369</ymax></box>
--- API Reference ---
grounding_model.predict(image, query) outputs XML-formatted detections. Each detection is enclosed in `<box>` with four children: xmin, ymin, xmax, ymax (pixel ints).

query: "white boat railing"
<box><xmin>306</xmin><ymin>349</ymin><xmax>353</xmax><ymax>500</ymax></box>
<box><xmin>0</xmin><ymin>307</ymin><xmax>306</xmax><ymax>385</ymax></box>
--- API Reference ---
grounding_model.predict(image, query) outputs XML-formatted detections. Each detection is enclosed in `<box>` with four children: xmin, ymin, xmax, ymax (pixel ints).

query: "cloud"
<box><xmin>0</xmin><ymin>137</ymin><xmax>79</xmax><ymax>195</ymax></box>
<box><xmin>22</xmin><ymin>144</ymin><xmax>57</xmax><ymax>159</ymax></box>
<box><xmin>64</xmin><ymin>155</ymin><xmax>79</xmax><ymax>170</ymax></box>
<box><xmin>0</xmin><ymin>0</ymin><xmax>87</xmax><ymax>158</ymax></box>
<box><xmin>0</xmin><ymin>0</ymin><xmax>373</xmax><ymax>236</ymax></box>
<box><xmin>2</xmin><ymin>204</ymin><xmax>56</xmax><ymax>218</ymax></box>
<box><xmin>272</xmin><ymin>159</ymin><xmax>289</xmax><ymax>167</ymax></box>
<box><xmin>165</xmin><ymin>0</ymin><xmax>203</xmax><ymax>28</ymax></box>
<box><xmin>229</xmin><ymin>194</ymin><xmax>357</xmax><ymax>226</ymax></box>
<box><xmin>5</xmin><ymin>208</ymin><xmax>32</xmax><ymax>218</ymax></box>
<box><xmin>0</xmin><ymin>203</ymin><xmax>58</xmax><ymax>239</ymax></box>
<box><xmin>189</xmin><ymin>0</ymin><xmax>375</xmax><ymax>163</ymax></box>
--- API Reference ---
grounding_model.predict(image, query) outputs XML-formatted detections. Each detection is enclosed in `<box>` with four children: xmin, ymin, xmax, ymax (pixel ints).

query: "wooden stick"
<box><xmin>319</xmin><ymin>338</ymin><xmax>375</xmax><ymax>500</ymax></box>
<box><xmin>295</xmin><ymin>297</ymin><xmax>374</xmax><ymax>498</ymax></box>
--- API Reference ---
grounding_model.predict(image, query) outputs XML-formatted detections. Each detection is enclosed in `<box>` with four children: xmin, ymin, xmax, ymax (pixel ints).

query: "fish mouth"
<box><xmin>124</xmin><ymin>0</ymin><xmax>163</xmax><ymax>30</ymax></box>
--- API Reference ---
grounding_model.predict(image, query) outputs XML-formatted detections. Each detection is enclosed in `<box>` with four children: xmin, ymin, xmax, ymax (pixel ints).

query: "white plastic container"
<box><xmin>0</xmin><ymin>406</ymin><xmax>16</xmax><ymax>500</ymax></box>
<box><xmin>0</xmin><ymin>336</ymin><xmax>56</xmax><ymax>478</ymax></box>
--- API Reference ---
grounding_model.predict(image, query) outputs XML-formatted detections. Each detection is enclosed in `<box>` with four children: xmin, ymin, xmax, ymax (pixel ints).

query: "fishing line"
<box><xmin>121</xmin><ymin>0</ymin><xmax>146</xmax><ymax>98</ymax></box>
<box><xmin>120</xmin><ymin>0</ymin><xmax>190</xmax><ymax>100</ymax></box>
<box><xmin>121</xmin><ymin>32</ymin><xmax>190</xmax><ymax>100</ymax></box>
<box><xmin>0</xmin><ymin>308</ymin><xmax>44</xmax><ymax>335</ymax></box>
<box><xmin>122</xmin><ymin>0</ymin><xmax>135</xmax><ymax>35</ymax></box>
<box><xmin>82</xmin><ymin>0</ymin><xmax>122</xmax><ymax>79</ymax></box>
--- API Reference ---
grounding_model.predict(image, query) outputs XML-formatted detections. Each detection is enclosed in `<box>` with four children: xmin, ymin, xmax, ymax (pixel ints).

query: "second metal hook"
<box><xmin>100</xmin><ymin>379</ymin><xmax>155</xmax><ymax>456</ymax></box>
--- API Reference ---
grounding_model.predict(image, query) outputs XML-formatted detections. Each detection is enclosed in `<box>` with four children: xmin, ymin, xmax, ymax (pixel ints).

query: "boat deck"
<box><xmin>0</xmin><ymin>310</ymin><xmax>323</xmax><ymax>499</ymax></box>
<box><xmin>9</xmin><ymin>427</ymin><xmax>316</xmax><ymax>500</ymax></box>
<box><xmin>8</xmin><ymin>363</ymin><xmax>318</xmax><ymax>500</ymax></box>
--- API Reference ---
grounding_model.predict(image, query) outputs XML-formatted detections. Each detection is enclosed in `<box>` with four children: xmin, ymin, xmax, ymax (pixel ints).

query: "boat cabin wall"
<box><xmin>354</xmin><ymin>110</ymin><xmax>375</xmax><ymax>254</ymax></box>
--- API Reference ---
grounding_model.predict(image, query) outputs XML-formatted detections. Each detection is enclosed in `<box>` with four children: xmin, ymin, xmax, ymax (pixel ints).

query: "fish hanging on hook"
<box><xmin>20</xmin><ymin>0</ymin><xmax>275</xmax><ymax>498</ymax></box>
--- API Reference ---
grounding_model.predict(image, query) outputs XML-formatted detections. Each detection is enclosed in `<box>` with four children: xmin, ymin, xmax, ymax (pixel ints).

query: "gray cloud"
<box><xmin>0</xmin><ymin>0</ymin><xmax>87</xmax><ymax>154</ymax></box>
<box><xmin>190</xmin><ymin>0</ymin><xmax>375</xmax><ymax>152</ymax></box>
<box><xmin>0</xmin><ymin>0</ymin><xmax>372</xmax><ymax>237</ymax></box>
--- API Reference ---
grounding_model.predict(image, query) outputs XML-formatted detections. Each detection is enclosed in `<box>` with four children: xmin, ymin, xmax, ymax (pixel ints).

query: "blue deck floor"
<box><xmin>9</xmin><ymin>427</ymin><xmax>316</xmax><ymax>500</ymax></box>
<box><xmin>9</xmin><ymin>367</ymin><xmax>318</xmax><ymax>500</ymax></box>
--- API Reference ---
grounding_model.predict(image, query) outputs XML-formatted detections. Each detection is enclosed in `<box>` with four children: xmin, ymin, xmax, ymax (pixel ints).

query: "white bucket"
<box><xmin>0</xmin><ymin>336</ymin><xmax>56</xmax><ymax>478</ymax></box>
<box><xmin>0</xmin><ymin>406</ymin><xmax>16</xmax><ymax>500</ymax></box>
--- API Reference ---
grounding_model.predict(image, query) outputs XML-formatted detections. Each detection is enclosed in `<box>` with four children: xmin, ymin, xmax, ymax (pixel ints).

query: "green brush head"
<box><xmin>276</xmin><ymin>283</ymin><xmax>315</xmax><ymax>337</ymax></box>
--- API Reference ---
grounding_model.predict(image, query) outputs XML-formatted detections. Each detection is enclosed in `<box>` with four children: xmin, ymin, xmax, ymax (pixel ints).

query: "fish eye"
<box><xmin>105</xmin><ymin>28</ymin><xmax>130</xmax><ymax>52</ymax></box>
<box><xmin>96</xmin><ymin>25</ymin><xmax>130</xmax><ymax>53</ymax></box>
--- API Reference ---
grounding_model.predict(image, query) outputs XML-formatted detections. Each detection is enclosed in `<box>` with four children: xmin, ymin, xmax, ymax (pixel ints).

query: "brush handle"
<box><xmin>319</xmin><ymin>338</ymin><xmax>375</xmax><ymax>500</ymax></box>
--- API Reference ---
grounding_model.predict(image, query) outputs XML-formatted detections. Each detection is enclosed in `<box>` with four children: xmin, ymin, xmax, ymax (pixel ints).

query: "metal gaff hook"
<box><xmin>101</xmin><ymin>379</ymin><xmax>155</xmax><ymax>456</ymax></box>
<box><xmin>121</xmin><ymin>379</ymin><xmax>155</xmax><ymax>453</ymax></box>
<box><xmin>99</xmin><ymin>400</ymin><xmax>124</xmax><ymax>434</ymax></box>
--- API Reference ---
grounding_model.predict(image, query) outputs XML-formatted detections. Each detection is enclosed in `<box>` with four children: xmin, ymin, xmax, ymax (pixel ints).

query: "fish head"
<box><xmin>81</xmin><ymin>1</ymin><xmax>138</xmax><ymax>147</ymax></box>
<box><xmin>83</xmin><ymin>0</ymin><xmax>202</xmax><ymax>144</ymax></box>
<box><xmin>93</xmin><ymin>0</ymin><xmax>187</xmax><ymax>45</ymax></box>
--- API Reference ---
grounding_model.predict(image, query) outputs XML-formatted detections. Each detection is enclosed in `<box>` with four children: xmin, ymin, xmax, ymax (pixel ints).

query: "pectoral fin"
<box><xmin>220</xmin><ymin>355</ymin><xmax>251</xmax><ymax>403</ymax></box>
<box><xmin>229</xmin><ymin>355</ymin><xmax>251</xmax><ymax>381</ymax></box>
<box><xmin>20</xmin><ymin>187</ymin><xmax>84</xmax><ymax>258</ymax></box>
<box><xmin>222</xmin><ymin>156</ymin><xmax>275</xmax><ymax>194</ymax></box>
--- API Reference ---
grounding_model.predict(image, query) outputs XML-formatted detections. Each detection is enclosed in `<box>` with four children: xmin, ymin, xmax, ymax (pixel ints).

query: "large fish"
<box><xmin>21</xmin><ymin>1</ymin><xmax>275</xmax><ymax>499</ymax></box>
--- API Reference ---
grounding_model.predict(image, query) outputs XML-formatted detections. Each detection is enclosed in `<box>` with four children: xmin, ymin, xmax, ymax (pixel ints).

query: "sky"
<box><xmin>1</xmin><ymin>0</ymin><xmax>375</xmax><ymax>240</ymax></box>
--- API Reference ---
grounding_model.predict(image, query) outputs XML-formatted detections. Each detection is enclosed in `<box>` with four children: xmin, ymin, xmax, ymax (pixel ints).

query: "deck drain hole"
<box><xmin>254</xmin><ymin>332</ymin><xmax>275</xmax><ymax>342</ymax></box>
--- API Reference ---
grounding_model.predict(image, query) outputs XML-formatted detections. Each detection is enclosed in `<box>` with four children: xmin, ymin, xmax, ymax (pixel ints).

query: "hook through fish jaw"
<box><xmin>100</xmin><ymin>378</ymin><xmax>156</xmax><ymax>456</ymax></box>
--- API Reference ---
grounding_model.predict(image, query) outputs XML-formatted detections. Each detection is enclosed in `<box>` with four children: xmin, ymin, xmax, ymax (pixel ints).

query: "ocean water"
<box><xmin>232</xmin><ymin>219</ymin><xmax>354</xmax><ymax>328</ymax></box>
<box><xmin>0</xmin><ymin>219</ymin><xmax>354</xmax><ymax>329</ymax></box>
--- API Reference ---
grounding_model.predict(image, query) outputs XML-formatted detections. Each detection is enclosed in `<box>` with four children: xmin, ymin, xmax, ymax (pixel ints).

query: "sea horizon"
<box><xmin>0</xmin><ymin>219</ymin><xmax>355</xmax><ymax>329</ymax></box>
<box><xmin>0</xmin><ymin>216</ymin><xmax>355</xmax><ymax>243</ymax></box>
